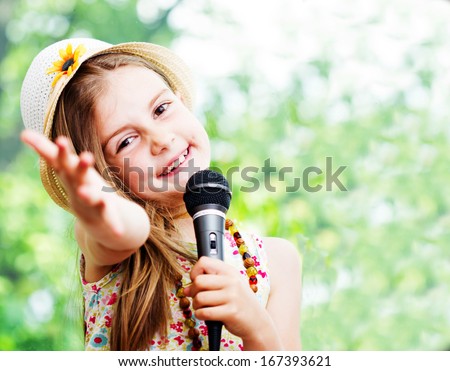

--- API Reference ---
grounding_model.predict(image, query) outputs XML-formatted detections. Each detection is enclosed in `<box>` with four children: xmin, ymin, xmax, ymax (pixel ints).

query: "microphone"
<box><xmin>183</xmin><ymin>169</ymin><xmax>232</xmax><ymax>351</ymax></box>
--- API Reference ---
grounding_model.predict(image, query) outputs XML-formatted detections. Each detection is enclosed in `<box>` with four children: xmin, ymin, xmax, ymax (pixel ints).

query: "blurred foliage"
<box><xmin>1</xmin><ymin>0</ymin><xmax>450</xmax><ymax>350</ymax></box>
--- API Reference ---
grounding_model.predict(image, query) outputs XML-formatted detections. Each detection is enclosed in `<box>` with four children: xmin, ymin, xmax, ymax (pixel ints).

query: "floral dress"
<box><xmin>81</xmin><ymin>229</ymin><xmax>270</xmax><ymax>351</ymax></box>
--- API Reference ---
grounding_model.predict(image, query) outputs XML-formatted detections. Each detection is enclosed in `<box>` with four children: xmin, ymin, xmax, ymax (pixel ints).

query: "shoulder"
<box><xmin>263</xmin><ymin>237</ymin><xmax>302</xmax><ymax>290</ymax></box>
<box><xmin>264</xmin><ymin>237</ymin><xmax>301</xmax><ymax>268</ymax></box>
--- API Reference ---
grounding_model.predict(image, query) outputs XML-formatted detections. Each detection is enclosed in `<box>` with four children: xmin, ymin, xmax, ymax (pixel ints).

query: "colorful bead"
<box><xmin>246</xmin><ymin>266</ymin><xmax>258</xmax><ymax>277</ymax></box>
<box><xmin>225</xmin><ymin>219</ymin><xmax>234</xmax><ymax>230</ymax></box>
<box><xmin>179</xmin><ymin>297</ymin><xmax>191</xmax><ymax>309</ymax></box>
<box><xmin>188</xmin><ymin>328</ymin><xmax>200</xmax><ymax>339</ymax></box>
<box><xmin>250</xmin><ymin>284</ymin><xmax>258</xmax><ymax>293</ymax></box>
<box><xmin>193</xmin><ymin>337</ymin><xmax>202</xmax><ymax>349</ymax></box>
<box><xmin>235</xmin><ymin>237</ymin><xmax>244</xmax><ymax>246</ymax></box>
<box><xmin>176</xmin><ymin>287</ymin><xmax>185</xmax><ymax>298</ymax></box>
<box><xmin>233</xmin><ymin>232</ymin><xmax>242</xmax><ymax>240</ymax></box>
<box><xmin>244</xmin><ymin>257</ymin><xmax>255</xmax><ymax>268</ymax></box>
<box><xmin>238</xmin><ymin>244</ymin><xmax>248</xmax><ymax>255</ymax></box>
<box><xmin>185</xmin><ymin>318</ymin><xmax>196</xmax><ymax>328</ymax></box>
<box><xmin>249</xmin><ymin>276</ymin><xmax>258</xmax><ymax>285</ymax></box>
<box><xmin>183</xmin><ymin>309</ymin><xmax>192</xmax><ymax>318</ymax></box>
<box><xmin>242</xmin><ymin>252</ymin><xmax>251</xmax><ymax>260</ymax></box>
<box><xmin>175</xmin><ymin>280</ymin><xmax>183</xmax><ymax>290</ymax></box>
<box><xmin>229</xmin><ymin>225</ymin><xmax>238</xmax><ymax>235</ymax></box>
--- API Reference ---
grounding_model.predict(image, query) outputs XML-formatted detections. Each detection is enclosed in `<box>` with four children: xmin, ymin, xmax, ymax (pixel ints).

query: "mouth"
<box><xmin>160</xmin><ymin>147</ymin><xmax>190</xmax><ymax>177</ymax></box>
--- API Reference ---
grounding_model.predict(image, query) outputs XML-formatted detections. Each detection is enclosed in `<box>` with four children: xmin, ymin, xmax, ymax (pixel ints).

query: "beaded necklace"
<box><xmin>174</xmin><ymin>219</ymin><xmax>258</xmax><ymax>350</ymax></box>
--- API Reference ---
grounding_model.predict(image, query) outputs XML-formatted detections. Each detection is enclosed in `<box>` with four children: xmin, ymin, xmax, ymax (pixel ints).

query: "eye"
<box><xmin>154</xmin><ymin>103</ymin><xmax>169</xmax><ymax>117</ymax></box>
<box><xmin>117</xmin><ymin>136</ymin><xmax>135</xmax><ymax>153</ymax></box>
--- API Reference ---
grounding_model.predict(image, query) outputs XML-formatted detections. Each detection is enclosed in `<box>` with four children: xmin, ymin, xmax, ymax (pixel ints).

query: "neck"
<box><xmin>170</xmin><ymin>204</ymin><xmax>190</xmax><ymax>220</ymax></box>
<box><xmin>174</xmin><ymin>217</ymin><xmax>195</xmax><ymax>244</ymax></box>
<box><xmin>167</xmin><ymin>204</ymin><xmax>195</xmax><ymax>243</ymax></box>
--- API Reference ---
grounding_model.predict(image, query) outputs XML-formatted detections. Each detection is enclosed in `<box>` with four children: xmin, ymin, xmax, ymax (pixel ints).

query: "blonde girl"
<box><xmin>20</xmin><ymin>38</ymin><xmax>301</xmax><ymax>351</ymax></box>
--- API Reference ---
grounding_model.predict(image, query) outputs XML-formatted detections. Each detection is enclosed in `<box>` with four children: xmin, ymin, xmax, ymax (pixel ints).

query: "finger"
<box><xmin>190</xmin><ymin>256</ymin><xmax>230</xmax><ymax>281</ymax></box>
<box><xmin>191</xmin><ymin>290</ymin><xmax>228</xmax><ymax>311</ymax></box>
<box><xmin>77</xmin><ymin>184</ymin><xmax>106</xmax><ymax>208</ymax></box>
<box><xmin>55</xmin><ymin>136</ymin><xmax>78</xmax><ymax>173</ymax></box>
<box><xmin>193</xmin><ymin>304</ymin><xmax>230</xmax><ymax>323</ymax></box>
<box><xmin>184</xmin><ymin>274</ymin><xmax>226</xmax><ymax>298</ymax></box>
<box><xmin>21</xmin><ymin>130</ymin><xmax>59</xmax><ymax>163</ymax></box>
<box><xmin>76</xmin><ymin>152</ymin><xmax>94</xmax><ymax>179</ymax></box>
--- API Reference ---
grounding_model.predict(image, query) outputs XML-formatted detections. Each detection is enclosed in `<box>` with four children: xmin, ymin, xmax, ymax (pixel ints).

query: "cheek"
<box><xmin>126</xmin><ymin>171</ymin><xmax>145</xmax><ymax>193</ymax></box>
<box><xmin>191</xmin><ymin>124</ymin><xmax>210</xmax><ymax>150</ymax></box>
<box><xmin>116</xmin><ymin>159</ymin><xmax>149</xmax><ymax>193</ymax></box>
<box><xmin>199</xmin><ymin>128</ymin><xmax>211</xmax><ymax>160</ymax></box>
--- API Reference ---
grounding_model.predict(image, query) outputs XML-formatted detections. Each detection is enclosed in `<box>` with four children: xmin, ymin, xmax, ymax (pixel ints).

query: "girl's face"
<box><xmin>95</xmin><ymin>65</ymin><xmax>211</xmax><ymax>208</ymax></box>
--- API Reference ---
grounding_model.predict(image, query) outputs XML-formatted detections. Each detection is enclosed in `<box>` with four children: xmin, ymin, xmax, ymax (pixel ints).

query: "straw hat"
<box><xmin>20</xmin><ymin>38</ymin><xmax>195</xmax><ymax>212</ymax></box>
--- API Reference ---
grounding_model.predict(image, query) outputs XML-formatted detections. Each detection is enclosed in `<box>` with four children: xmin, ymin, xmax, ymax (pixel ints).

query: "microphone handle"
<box><xmin>192</xmin><ymin>210</ymin><xmax>225</xmax><ymax>350</ymax></box>
<box><xmin>206</xmin><ymin>320</ymin><xmax>223</xmax><ymax>351</ymax></box>
<box><xmin>193</xmin><ymin>211</ymin><xmax>225</xmax><ymax>261</ymax></box>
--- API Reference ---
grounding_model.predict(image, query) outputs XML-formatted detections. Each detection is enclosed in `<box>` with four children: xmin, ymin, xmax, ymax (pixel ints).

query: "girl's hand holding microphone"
<box><xmin>184</xmin><ymin>256</ymin><xmax>283</xmax><ymax>350</ymax></box>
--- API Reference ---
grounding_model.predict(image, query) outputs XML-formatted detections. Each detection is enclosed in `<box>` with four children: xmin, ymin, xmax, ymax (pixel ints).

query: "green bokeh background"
<box><xmin>1</xmin><ymin>0</ymin><xmax>449</xmax><ymax>350</ymax></box>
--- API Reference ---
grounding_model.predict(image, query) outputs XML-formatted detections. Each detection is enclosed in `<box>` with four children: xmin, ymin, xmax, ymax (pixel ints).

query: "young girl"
<box><xmin>20</xmin><ymin>38</ymin><xmax>302</xmax><ymax>351</ymax></box>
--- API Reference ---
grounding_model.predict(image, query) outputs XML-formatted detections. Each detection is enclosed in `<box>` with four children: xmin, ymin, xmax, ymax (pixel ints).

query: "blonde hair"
<box><xmin>52</xmin><ymin>53</ymin><xmax>196</xmax><ymax>350</ymax></box>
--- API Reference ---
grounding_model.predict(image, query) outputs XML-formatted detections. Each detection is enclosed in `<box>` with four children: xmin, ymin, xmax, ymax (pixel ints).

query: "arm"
<box><xmin>21</xmin><ymin>130</ymin><xmax>150</xmax><ymax>281</ymax></box>
<box><xmin>264</xmin><ymin>237</ymin><xmax>302</xmax><ymax>350</ymax></box>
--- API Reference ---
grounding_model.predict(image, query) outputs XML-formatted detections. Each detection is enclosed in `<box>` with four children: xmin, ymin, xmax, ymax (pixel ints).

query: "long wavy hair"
<box><xmin>52</xmin><ymin>53</ymin><xmax>197</xmax><ymax>350</ymax></box>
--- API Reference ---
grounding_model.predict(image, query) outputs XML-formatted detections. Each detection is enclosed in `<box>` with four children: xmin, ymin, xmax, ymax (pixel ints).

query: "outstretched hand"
<box><xmin>21</xmin><ymin>129</ymin><xmax>117</xmax><ymax>225</ymax></box>
<box><xmin>21</xmin><ymin>129</ymin><xmax>150</xmax><ymax>275</ymax></box>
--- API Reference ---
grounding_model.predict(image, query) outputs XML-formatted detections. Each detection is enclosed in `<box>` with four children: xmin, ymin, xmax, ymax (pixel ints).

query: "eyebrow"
<box><xmin>101</xmin><ymin>88</ymin><xmax>171</xmax><ymax>150</ymax></box>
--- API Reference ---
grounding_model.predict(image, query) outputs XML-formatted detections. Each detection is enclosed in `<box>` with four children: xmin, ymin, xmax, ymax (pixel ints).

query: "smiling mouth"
<box><xmin>160</xmin><ymin>148</ymin><xmax>190</xmax><ymax>176</ymax></box>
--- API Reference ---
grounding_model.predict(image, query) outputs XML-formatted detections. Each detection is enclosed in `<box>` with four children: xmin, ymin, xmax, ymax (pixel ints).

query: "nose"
<box><xmin>150</xmin><ymin>128</ymin><xmax>175</xmax><ymax>156</ymax></box>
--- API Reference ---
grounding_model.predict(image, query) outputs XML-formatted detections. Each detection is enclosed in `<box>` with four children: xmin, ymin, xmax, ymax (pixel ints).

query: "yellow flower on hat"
<box><xmin>46</xmin><ymin>43</ymin><xmax>86</xmax><ymax>87</ymax></box>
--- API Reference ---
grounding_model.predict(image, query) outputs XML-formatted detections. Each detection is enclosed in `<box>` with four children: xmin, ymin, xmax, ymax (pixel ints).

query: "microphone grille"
<box><xmin>183</xmin><ymin>170</ymin><xmax>231</xmax><ymax>216</ymax></box>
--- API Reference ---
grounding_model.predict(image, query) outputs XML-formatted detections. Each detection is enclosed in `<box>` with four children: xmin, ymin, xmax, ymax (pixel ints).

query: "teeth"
<box><xmin>161</xmin><ymin>148</ymin><xmax>189</xmax><ymax>176</ymax></box>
